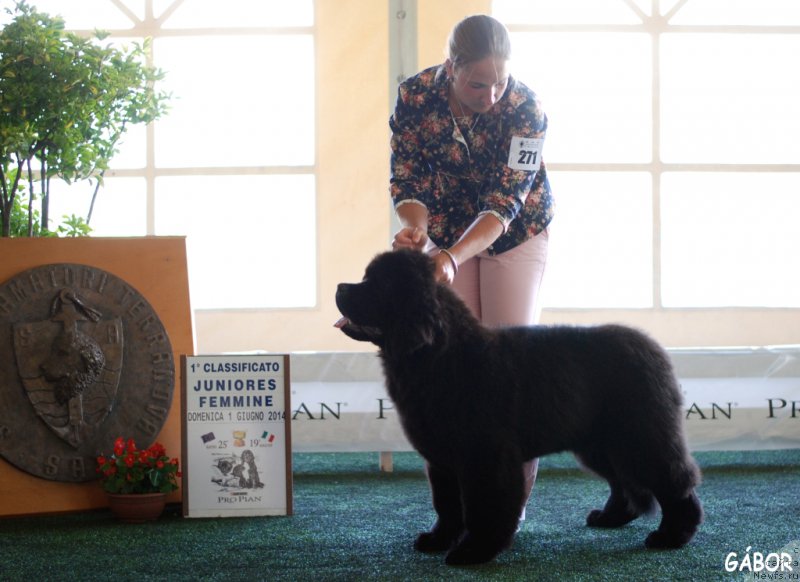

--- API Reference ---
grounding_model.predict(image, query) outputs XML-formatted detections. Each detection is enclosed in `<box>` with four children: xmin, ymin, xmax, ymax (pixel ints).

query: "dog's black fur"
<box><xmin>335</xmin><ymin>249</ymin><xmax>703</xmax><ymax>565</ymax></box>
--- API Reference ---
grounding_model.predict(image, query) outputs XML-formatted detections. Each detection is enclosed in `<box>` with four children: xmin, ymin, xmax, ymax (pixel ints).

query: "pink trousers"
<box><xmin>430</xmin><ymin>230</ymin><xmax>549</xmax><ymax>519</ymax></box>
<box><xmin>448</xmin><ymin>230</ymin><xmax>549</xmax><ymax>328</ymax></box>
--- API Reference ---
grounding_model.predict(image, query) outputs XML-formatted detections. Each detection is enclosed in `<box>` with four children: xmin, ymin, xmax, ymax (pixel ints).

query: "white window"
<box><xmin>494</xmin><ymin>0</ymin><xmax>800</xmax><ymax>310</ymax></box>
<box><xmin>19</xmin><ymin>0</ymin><xmax>316</xmax><ymax>310</ymax></box>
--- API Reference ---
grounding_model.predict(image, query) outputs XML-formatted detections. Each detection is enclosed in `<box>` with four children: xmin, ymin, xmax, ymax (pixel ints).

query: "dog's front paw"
<box><xmin>586</xmin><ymin>507</ymin><xmax>640</xmax><ymax>528</ymax></box>
<box><xmin>586</xmin><ymin>508</ymin><xmax>604</xmax><ymax>526</ymax></box>
<box><xmin>444</xmin><ymin>533</ymin><xmax>504</xmax><ymax>566</ymax></box>
<box><xmin>644</xmin><ymin>527</ymin><xmax>695</xmax><ymax>549</ymax></box>
<box><xmin>415</xmin><ymin>530</ymin><xmax>455</xmax><ymax>553</ymax></box>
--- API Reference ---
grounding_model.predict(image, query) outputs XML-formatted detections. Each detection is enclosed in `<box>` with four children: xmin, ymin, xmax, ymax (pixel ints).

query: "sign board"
<box><xmin>181</xmin><ymin>354</ymin><xmax>292</xmax><ymax>517</ymax></box>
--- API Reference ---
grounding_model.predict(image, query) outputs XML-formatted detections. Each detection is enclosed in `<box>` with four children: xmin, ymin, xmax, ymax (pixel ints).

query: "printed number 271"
<box><xmin>518</xmin><ymin>150</ymin><xmax>537</xmax><ymax>166</ymax></box>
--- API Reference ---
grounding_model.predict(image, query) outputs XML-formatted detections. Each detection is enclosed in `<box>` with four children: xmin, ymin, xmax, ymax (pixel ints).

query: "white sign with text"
<box><xmin>182</xmin><ymin>354</ymin><xmax>292</xmax><ymax>518</ymax></box>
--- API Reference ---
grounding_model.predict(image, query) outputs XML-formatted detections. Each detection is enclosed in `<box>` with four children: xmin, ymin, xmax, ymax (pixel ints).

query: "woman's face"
<box><xmin>450</xmin><ymin>56</ymin><xmax>510</xmax><ymax>115</ymax></box>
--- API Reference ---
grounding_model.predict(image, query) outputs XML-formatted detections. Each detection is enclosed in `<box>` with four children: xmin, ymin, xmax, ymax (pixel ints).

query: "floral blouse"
<box><xmin>390</xmin><ymin>65</ymin><xmax>554</xmax><ymax>255</ymax></box>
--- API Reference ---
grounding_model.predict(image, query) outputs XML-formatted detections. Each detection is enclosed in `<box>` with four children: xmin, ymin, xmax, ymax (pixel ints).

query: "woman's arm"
<box><xmin>392</xmin><ymin>201</ymin><xmax>429</xmax><ymax>250</ymax></box>
<box><xmin>433</xmin><ymin>213</ymin><xmax>504</xmax><ymax>284</ymax></box>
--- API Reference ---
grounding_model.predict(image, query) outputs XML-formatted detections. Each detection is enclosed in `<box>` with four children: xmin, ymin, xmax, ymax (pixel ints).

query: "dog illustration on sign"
<box><xmin>212</xmin><ymin>449</ymin><xmax>265</xmax><ymax>491</ymax></box>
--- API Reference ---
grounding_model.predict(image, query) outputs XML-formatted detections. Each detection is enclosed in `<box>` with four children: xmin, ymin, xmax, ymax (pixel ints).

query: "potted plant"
<box><xmin>0</xmin><ymin>0</ymin><xmax>169</xmax><ymax>237</ymax></box>
<box><xmin>96</xmin><ymin>436</ymin><xmax>181</xmax><ymax>522</ymax></box>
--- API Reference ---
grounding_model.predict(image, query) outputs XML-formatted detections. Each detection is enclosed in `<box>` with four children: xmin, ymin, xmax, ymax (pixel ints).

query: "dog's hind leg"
<box><xmin>415</xmin><ymin>463</ymin><xmax>464</xmax><ymax>553</ymax></box>
<box><xmin>444</xmin><ymin>452</ymin><xmax>524</xmax><ymax>565</ymax></box>
<box><xmin>586</xmin><ymin>480</ymin><xmax>654</xmax><ymax>528</ymax></box>
<box><xmin>645</xmin><ymin>489</ymin><xmax>703</xmax><ymax>549</ymax></box>
<box><xmin>577</xmin><ymin>450</ymin><xmax>654</xmax><ymax>528</ymax></box>
<box><xmin>633</xmin><ymin>438</ymin><xmax>703</xmax><ymax>548</ymax></box>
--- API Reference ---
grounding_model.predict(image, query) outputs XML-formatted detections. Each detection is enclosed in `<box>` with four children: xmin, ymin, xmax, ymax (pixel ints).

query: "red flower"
<box><xmin>149</xmin><ymin>443</ymin><xmax>166</xmax><ymax>458</ymax></box>
<box><xmin>98</xmin><ymin>436</ymin><xmax>180</xmax><ymax>494</ymax></box>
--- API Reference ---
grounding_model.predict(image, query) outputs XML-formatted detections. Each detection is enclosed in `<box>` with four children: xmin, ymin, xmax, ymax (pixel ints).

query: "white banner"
<box><xmin>288</xmin><ymin>347</ymin><xmax>800</xmax><ymax>453</ymax></box>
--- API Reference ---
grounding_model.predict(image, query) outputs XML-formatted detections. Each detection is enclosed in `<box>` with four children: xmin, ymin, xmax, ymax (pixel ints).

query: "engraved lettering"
<box><xmin>138</xmin><ymin>314</ymin><xmax>157</xmax><ymax>331</ymax></box>
<box><xmin>118</xmin><ymin>286</ymin><xmax>135</xmax><ymax>306</ymax></box>
<box><xmin>81</xmin><ymin>268</ymin><xmax>95</xmax><ymax>290</ymax></box>
<box><xmin>15</xmin><ymin>324</ymin><xmax>33</xmax><ymax>348</ymax></box>
<box><xmin>127</xmin><ymin>300</ymin><xmax>146</xmax><ymax>318</ymax></box>
<box><xmin>105</xmin><ymin>322</ymin><xmax>121</xmax><ymax>344</ymax></box>
<box><xmin>0</xmin><ymin>292</ymin><xmax>11</xmax><ymax>315</ymax></box>
<box><xmin>28</xmin><ymin>272</ymin><xmax>46</xmax><ymax>293</ymax></box>
<box><xmin>153</xmin><ymin>368</ymin><xmax>173</xmax><ymax>382</ymax></box>
<box><xmin>0</xmin><ymin>425</ymin><xmax>10</xmax><ymax>439</ymax></box>
<box><xmin>45</xmin><ymin>455</ymin><xmax>60</xmax><ymax>476</ymax></box>
<box><xmin>8</xmin><ymin>280</ymin><xmax>28</xmax><ymax>302</ymax></box>
<box><xmin>147</xmin><ymin>332</ymin><xmax>167</xmax><ymax>347</ymax></box>
<box><xmin>97</xmin><ymin>272</ymin><xmax>108</xmax><ymax>294</ymax></box>
<box><xmin>135</xmin><ymin>416</ymin><xmax>159</xmax><ymax>437</ymax></box>
<box><xmin>152</xmin><ymin>352</ymin><xmax>171</xmax><ymax>365</ymax></box>
<box><xmin>152</xmin><ymin>383</ymin><xmax>173</xmax><ymax>402</ymax></box>
<box><xmin>146</xmin><ymin>403</ymin><xmax>168</xmax><ymax>420</ymax></box>
<box><xmin>70</xmin><ymin>457</ymin><xmax>85</xmax><ymax>479</ymax></box>
<box><xmin>46</xmin><ymin>266</ymin><xmax>76</xmax><ymax>287</ymax></box>
<box><xmin>47</xmin><ymin>266</ymin><xmax>76</xmax><ymax>287</ymax></box>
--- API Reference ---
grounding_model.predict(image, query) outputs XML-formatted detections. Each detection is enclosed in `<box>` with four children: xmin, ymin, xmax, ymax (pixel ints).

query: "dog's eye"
<box><xmin>362</xmin><ymin>275</ymin><xmax>395</xmax><ymax>298</ymax></box>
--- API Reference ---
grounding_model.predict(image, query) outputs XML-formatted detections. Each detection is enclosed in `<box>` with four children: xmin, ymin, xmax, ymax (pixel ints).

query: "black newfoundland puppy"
<box><xmin>335</xmin><ymin>249</ymin><xmax>702</xmax><ymax>565</ymax></box>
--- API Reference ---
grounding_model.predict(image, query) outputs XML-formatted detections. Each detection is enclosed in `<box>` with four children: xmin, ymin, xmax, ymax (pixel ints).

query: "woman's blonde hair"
<box><xmin>447</xmin><ymin>14</ymin><xmax>511</xmax><ymax>68</ymax></box>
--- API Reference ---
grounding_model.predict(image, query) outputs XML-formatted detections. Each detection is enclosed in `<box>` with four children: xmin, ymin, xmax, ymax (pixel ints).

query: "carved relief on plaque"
<box><xmin>0</xmin><ymin>264</ymin><xmax>175</xmax><ymax>482</ymax></box>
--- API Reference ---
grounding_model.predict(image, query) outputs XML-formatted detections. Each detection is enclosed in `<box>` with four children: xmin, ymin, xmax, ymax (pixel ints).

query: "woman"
<box><xmin>389</xmin><ymin>14</ymin><xmax>553</xmax><ymax>520</ymax></box>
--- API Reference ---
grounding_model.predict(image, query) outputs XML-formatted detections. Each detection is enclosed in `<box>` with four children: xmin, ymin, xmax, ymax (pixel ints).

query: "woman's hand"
<box><xmin>392</xmin><ymin>226</ymin><xmax>428</xmax><ymax>251</ymax></box>
<box><xmin>433</xmin><ymin>250</ymin><xmax>457</xmax><ymax>284</ymax></box>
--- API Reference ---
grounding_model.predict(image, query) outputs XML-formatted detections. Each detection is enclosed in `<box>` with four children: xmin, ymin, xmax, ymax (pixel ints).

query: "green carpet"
<box><xmin>1</xmin><ymin>450</ymin><xmax>798</xmax><ymax>581</ymax></box>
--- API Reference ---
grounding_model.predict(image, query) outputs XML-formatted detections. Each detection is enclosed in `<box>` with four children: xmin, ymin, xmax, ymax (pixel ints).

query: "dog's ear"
<box><xmin>385</xmin><ymin>294</ymin><xmax>441</xmax><ymax>355</ymax></box>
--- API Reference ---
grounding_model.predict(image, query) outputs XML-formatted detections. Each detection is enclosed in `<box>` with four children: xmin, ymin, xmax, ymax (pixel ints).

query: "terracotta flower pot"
<box><xmin>106</xmin><ymin>492</ymin><xmax>167</xmax><ymax>523</ymax></box>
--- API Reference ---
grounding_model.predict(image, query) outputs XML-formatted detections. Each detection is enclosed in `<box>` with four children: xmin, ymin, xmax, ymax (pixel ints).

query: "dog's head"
<box><xmin>335</xmin><ymin>249</ymin><xmax>441</xmax><ymax>354</ymax></box>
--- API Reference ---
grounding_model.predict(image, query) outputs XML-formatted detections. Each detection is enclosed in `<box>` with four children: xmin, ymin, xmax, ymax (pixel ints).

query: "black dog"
<box><xmin>335</xmin><ymin>249</ymin><xmax>702</xmax><ymax>565</ymax></box>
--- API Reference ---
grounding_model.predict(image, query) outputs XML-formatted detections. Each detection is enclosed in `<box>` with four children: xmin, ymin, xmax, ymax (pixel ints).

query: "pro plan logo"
<box><xmin>724</xmin><ymin>540</ymin><xmax>800</xmax><ymax>579</ymax></box>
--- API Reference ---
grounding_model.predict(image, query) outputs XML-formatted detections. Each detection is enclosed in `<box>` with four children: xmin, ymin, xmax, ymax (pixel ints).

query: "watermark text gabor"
<box><xmin>725</xmin><ymin>545</ymin><xmax>800</xmax><ymax>578</ymax></box>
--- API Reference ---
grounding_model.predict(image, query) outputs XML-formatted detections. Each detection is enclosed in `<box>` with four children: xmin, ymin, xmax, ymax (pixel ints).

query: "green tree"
<box><xmin>0</xmin><ymin>1</ymin><xmax>169</xmax><ymax>237</ymax></box>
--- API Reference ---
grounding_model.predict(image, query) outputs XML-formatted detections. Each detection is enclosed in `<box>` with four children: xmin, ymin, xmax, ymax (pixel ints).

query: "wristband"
<box><xmin>439</xmin><ymin>248</ymin><xmax>459</xmax><ymax>275</ymax></box>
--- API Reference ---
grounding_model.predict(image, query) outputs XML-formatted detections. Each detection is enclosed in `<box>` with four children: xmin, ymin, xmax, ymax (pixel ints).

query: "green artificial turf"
<box><xmin>1</xmin><ymin>450</ymin><xmax>798</xmax><ymax>581</ymax></box>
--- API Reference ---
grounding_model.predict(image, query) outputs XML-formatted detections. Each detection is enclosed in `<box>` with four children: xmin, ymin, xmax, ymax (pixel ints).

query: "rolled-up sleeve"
<box><xmin>389</xmin><ymin>84</ymin><xmax>433</xmax><ymax>210</ymax></box>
